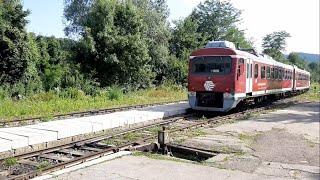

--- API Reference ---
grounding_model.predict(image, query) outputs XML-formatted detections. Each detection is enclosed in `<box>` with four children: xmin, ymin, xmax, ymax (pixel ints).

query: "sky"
<box><xmin>23</xmin><ymin>0</ymin><xmax>320</xmax><ymax>54</ymax></box>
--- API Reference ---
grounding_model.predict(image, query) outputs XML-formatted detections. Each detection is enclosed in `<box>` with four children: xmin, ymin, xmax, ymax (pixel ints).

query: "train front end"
<box><xmin>188</xmin><ymin>41</ymin><xmax>241</xmax><ymax>112</ymax></box>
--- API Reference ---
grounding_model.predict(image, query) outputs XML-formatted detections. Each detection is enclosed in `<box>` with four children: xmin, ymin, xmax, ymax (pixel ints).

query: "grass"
<box><xmin>36</xmin><ymin>160</ymin><xmax>51</xmax><ymax>170</ymax></box>
<box><xmin>0</xmin><ymin>86</ymin><xmax>186</xmax><ymax>121</ymax></box>
<box><xmin>294</xmin><ymin>83</ymin><xmax>320</xmax><ymax>102</ymax></box>
<box><xmin>3</xmin><ymin>157</ymin><xmax>18</xmax><ymax>167</ymax></box>
<box><xmin>238</xmin><ymin>132</ymin><xmax>260</xmax><ymax>146</ymax></box>
<box><xmin>173</xmin><ymin>128</ymin><xmax>207</xmax><ymax>144</ymax></box>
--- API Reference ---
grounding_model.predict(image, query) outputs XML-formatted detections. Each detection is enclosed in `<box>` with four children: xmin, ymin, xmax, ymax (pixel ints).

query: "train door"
<box><xmin>293</xmin><ymin>68</ymin><xmax>296</xmax><ymax>90</ymax></box>
<box><xmin>246</xmin><ymin>59</ymin><xmax>253</xmax><ymax>93</ymax></box>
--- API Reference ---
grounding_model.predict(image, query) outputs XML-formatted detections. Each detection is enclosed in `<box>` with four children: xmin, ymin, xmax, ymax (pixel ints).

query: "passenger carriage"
<box><xmin>188</xmin><ymin>41</ymin><xmax>310</xmax><ymax>112</ymax></box>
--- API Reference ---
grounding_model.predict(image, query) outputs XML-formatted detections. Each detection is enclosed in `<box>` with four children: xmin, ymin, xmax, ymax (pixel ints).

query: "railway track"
<box><xmin>0</xmin><ymin>98</ymin><xmax>297</xmax><ymax>180</ymax></box>
<box><xmin>0</xmin><ymin>100</ymin><xmax>187</xmax><ymax>127</ymax></box>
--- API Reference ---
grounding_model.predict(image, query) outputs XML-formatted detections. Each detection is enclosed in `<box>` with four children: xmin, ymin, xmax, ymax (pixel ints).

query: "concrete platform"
<box><xmin>0</xmin><ymin>102</ymin><xmax>189</xmax><ymax>153</ymax></box>
<box><xmin>48</xmin><ymin>155</ymin><xmax>283</xmax><ymax>180</ymax></box>
<box><xmin>0</xmin><ymin>132</ymin><xmax>29</xmax><ymax>149</ymax></box>
<box><xmin>0</xmin><ymin>127</ymin><xmax>57</xmax><ymax>146</ymax></box>
<box><xmin>0</xmin><ymin>138</ymin><xmax>11</xmax><ymax>152</ymax></box>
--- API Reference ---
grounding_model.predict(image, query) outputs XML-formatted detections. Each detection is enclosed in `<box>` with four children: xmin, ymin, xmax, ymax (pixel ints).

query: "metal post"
<box><xmin>158</xmin><ymin>126</ymin><xmax>169</xmax><ymax>154</ymax></box>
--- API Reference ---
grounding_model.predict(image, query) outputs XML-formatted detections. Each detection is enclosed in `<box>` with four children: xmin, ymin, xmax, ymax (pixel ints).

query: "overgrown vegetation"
<box><xmin>0</xmin><ymin>86</ymin><xmax>186</xmax><ymax>121</ymax></box>
<box><xmin>3</xmin><ymin>157</ymin><xmax>18</xmax><ymax>167</ymax></box>
<box><xmin>36</xmin><ymin>160</ymin><xmax>51</xmax><ymax>170</ymax></box>
<box><xmin>294</xmin><ymin>83</ymin><xmax>320</xmax><ymax>102</ymax></box>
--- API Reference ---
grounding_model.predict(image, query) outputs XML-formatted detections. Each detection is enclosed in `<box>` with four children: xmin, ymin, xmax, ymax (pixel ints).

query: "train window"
<box><xmin>195</xmin><ymin>64</ymin><xmax>206</xmax><ymax>73</ymax></box>
<box><xmin>261</xmin><ymin>66</ymin><xmax>266</xmax><ymax>79</ymax></box>
<box><xmin>267</xmin><ymin>67</ymin><xmax>271</xmax><ymax>79</ymax></box>
<box><xmin>271</xmin><ymin>68</ymin><xmax>274</xmax><ymax>79</ymax></box>
<box><xmin>250</xmin><ymin>64</ymin><xmax>253</xmax><ymax>78</ymax></box>
<box><xmin>191</xmin><ymin>56</ymin><xmax>232</xmax><ymax>75</ymax></box>
<box><xmin>285</xmin><ymin>70</ymin><xmax>288</xmax><ymax>80</ymax></box>
<box><xmin>275</xmin><ymin>68</ymin><xmax>278</xmax><ymax>80</ymax></box>
<box><xmin>254</xmin><ymin>64</ymin><xmax>259</xmax><ymax>78</ymax></box>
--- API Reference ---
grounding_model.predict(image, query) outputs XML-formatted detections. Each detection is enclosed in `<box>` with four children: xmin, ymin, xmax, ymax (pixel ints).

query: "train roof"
<box><xmin>294</xmin><ymin>66</ymin><xmax>310</xmax><ymax>75</ymax></box>
<box><xmin>235</xmin><ymin>49</ymin><xmax>294</xmax><ymax>70</ymax></box>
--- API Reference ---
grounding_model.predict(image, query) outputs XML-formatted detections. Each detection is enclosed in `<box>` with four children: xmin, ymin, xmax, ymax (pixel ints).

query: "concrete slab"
<box><xmin>0</xmin><ymin>127</ymin><xmax>57</xmax><ymax>145</ymax></box>
<box><xmin>0</xmin><ymin>138</ymin><xmax>11</xmax><ymax>152</ymax></box>
<box><xmin>0</xmin><ymin>102</ymin><xmax>190</xmax><ymax>153</ymax></box>
<box><xmin>26</xmin><ymin>122</ymin><xmax>68</xmax><ymax>139</ymax></box>
<box><xmin>26</xmin><ymin>120</ymin><xmax>93</xmax><ymax>139</ymax></box>
<box><xmin>0</xmin><ymin>132</ymin><xmax>28</xmax><ymax>149</ymax></box>
<box><xmin>75</xmin><ymin>116</ymin><xmax>105</xmax><ymax>132</ymax></box>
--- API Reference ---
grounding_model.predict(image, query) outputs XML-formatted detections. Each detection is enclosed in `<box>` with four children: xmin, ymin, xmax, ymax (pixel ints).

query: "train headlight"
<box><xmin>188</xmin><ymin>91</ymin><xmax>196</xmax><ymax>96</ymax></box>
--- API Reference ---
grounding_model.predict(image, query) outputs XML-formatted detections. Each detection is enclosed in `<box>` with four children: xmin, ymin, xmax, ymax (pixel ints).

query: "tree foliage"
<box><xmin>190</xmin><ymin>0</ymin><xmax>251</xmax><ymax>48</ymax></box>
<box><xmin>288</xmin><ymin>52</ymin><xmax>307</xmax><ymax>69</ymax></box>
<box><xmin>0</xmin><ymin>0</ymin><xmax>30</xmax><ymax>84</ymax></box>
<box><xmin>170</xmin><ymin>17</ymin><xmax>201</xmax><ymax>60</ymax></box>
<box><xmin>262</xmin><ymin>31</ymin><xmax>291</xmax><ymax>61</ymax></box>
<box><xmin>64</xmin><ymin>0</ymin><xmax>175</xmax><ymax>89</ymax></box>
<box><xmin>169</xmin><ymin>0</ymin><xmax>252</xmax><ymax>61</ymax></box>
<box><xmin>308</xmin><ymin>62</ymin><xmax>319</xmax><ymax>83</ymax></box>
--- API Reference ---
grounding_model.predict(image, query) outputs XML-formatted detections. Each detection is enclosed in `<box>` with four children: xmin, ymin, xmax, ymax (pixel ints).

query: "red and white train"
<box><xmin>188</xmin><ymin>41</ymin><xmax>310</xmax><ymax>112</ymax></box>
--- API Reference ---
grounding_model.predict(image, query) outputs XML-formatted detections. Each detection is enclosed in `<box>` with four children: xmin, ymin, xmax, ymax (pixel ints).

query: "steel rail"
<box><xmin>7</xmin><ymin>115</ymin><xmax>192</xmax><ymax>161</ymax></box>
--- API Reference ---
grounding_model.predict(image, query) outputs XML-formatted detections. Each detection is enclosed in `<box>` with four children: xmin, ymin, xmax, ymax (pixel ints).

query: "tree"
<box><xmin>262</xmin><ymin>31</ymin><xmax>291</xmax><ymax>61</ymax></box>
<box><xmin>0</xmin><ymin>0</ymin><xmax>30</xmax><ymax>84</ymax></box>
<box><xmin>65</xmin><ymin>0</ymin><xmax>154</xmax><ymax>89</ymax></box>
<box><xmin>308</xmin><ymin>62</ymin><xmax>320</xmax><ymax>83</ymax></box>
<box><xmin>170</xmin><ymin>17</ymin><xmax>201</xmax><ymax>60</ymax></box>
<box><xmin>190</xmin><ymin>0</ymin><xmax>250</xmax><ymax>47</ymax></box>
<box><xmin>134</xmin><ymin>0</ymin><xmax>172</xmax><ymax>85</ymax></box>
<box><xmin>288</xmin><ymin>52</ymin><xmax>306</xmax><ymax>69</ymax></box>
<box><xmin>63</xmin><ymin>0</ymin><xmax>93</xmax><ymax>37</ymax></box>
<box><xmin>64</xmin><ymin>0</ymin><xmax>176</xmax><ymax>88</ymax></box>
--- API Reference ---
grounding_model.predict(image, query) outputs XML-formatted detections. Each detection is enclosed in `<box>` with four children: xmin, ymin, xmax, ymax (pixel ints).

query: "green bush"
<box><xmin>107</xmin><ymin>86</ymin><xmax>123</xmax><ymax>101</ymax></box>
<box><xmin>60</xmin><ymin>87</ymin><xmax>86</xmax><ymax>99</ymax></box>
<box><xmin>4</xmin><ymin>157</ymin><xmax>18</xmax><ymax>167</ymax></box>
<box><xmin>29</xmin><ymin>91</ymin><xmax>58</xmax><ymax>102</ymax></box>
<box><xmin>0</xmin><ymin>85</ymin><xmax>10</xmax><ymax>101</ymax></box>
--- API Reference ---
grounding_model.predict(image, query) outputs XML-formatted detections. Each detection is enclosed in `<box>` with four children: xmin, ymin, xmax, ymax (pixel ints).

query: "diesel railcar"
<box><xmin>188</xmin><ymin>41</ymin><xmax>310</xmax><ymax>112</ymax></box>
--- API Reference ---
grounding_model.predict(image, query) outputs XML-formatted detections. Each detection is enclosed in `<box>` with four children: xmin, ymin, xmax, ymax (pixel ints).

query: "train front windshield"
<box><xmin>191</xmin><ymin>56</ymin><xmax>232</xmax><ymax>75</ymax></box>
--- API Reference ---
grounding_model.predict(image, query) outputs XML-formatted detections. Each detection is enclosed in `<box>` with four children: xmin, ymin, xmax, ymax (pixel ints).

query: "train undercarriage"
<box><xmin>188</xmin><ymin>89</ymin><xmax>309</xmax><ymax>112</ymax></box>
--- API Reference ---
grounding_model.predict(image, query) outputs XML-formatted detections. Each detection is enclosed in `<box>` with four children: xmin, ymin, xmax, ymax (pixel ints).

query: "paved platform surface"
<box><xmin>49</xmin><ymin>102</ymin><xmax>320</xmax><ymax>180</ymax></box>
<box><xmin>50</xmin><ymin>156</ymin><xmax>282</xmax><ymax>180</ymax></box>
<box><xmin>0</xmin><ymin>102</ymin><xmax>189</xmax><ymax>152</ymax></box>
<box><xmin>183</xmin><ymin>102</ymin><xmax>320</xmax><ymax>179</ymax></box>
